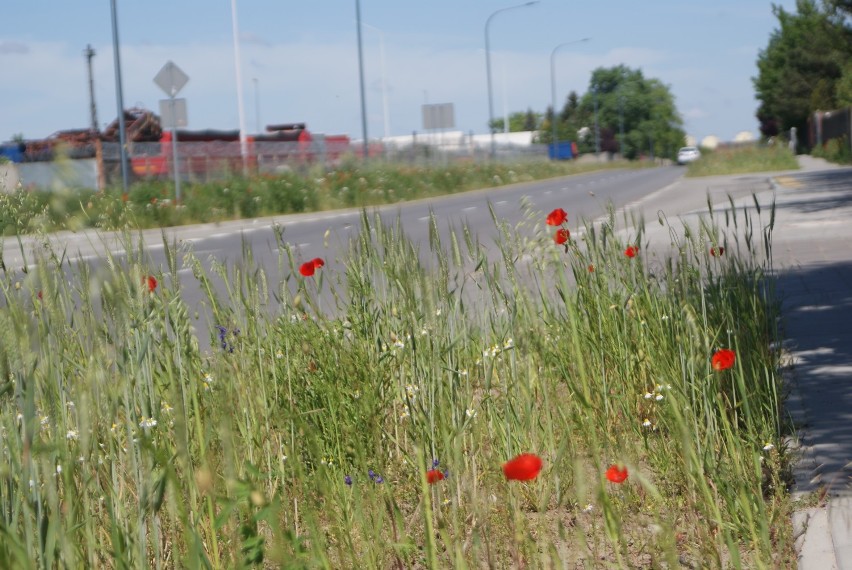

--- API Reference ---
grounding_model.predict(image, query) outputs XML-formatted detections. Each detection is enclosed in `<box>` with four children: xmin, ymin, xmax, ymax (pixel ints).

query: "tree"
<box><xmin>578</xmin><ymin>66</ymin><xmax>685</xmax><ymax>159</ymax></box>
<box><xmin>753</xmin><ymin>0</ymin><xmax>852</xmax><ymax>145</ymax></box>
<box><xmin>489</xmin><ymin>110</ymin><xmax>542</xmax><ymax>133</ymax></box>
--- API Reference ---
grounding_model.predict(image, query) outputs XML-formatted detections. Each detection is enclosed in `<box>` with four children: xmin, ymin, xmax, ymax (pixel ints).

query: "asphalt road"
<box><xmin>3</xmin><ymin>166</ymin><xmax>685</xmax><ymax>339</ymax></box>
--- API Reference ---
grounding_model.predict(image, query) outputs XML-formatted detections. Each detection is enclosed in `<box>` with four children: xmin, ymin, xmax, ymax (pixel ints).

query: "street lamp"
<box><xmin>485</xmin><ymin>1</ymin><xmax>539</xmax><ymax>159</ymax></box>
<box><xmin>549</xmin><ymin>37</ymin><xmax>590</xmax><ymax>160</ymax></box>
<box><xmin>362</xmin><ymin>21</ymin><xmax>391</xmax><ymax>141</ymax></box>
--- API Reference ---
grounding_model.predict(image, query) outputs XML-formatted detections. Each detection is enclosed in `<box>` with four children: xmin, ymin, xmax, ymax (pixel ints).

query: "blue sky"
<box><xmin>1</xmin><ymin>1</ymin><xmax>796</xmax><ymax>143</ymax></box>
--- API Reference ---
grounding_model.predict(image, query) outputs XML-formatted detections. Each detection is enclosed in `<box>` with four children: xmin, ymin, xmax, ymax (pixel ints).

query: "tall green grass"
<box><xmin>0</xmin><ymin>195</ymin><xmax>791</xmax><ymax>568</ymax></box>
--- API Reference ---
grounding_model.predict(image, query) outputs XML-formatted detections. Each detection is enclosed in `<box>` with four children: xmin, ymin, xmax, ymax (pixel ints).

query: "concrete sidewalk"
<box><xmin>770</xmin><ymin>160</ymin><xmax>852</xmax><ymax>570</ymax></box>
<box><xmin>620</xmin><ymin>155</ymin><xmax>852</xmax><ymax>569</ymax></box>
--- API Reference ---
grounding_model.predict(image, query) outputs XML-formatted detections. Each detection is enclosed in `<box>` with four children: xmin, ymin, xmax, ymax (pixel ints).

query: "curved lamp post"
<box><xmin>549</xmin><ymin>37</ymin><xmax>590</xmax><ymax>160</ymax></box>
<box><xmin>485</xmin><ymin>1</ymin><xmax>539</xmax><ymax>159</ymax></box>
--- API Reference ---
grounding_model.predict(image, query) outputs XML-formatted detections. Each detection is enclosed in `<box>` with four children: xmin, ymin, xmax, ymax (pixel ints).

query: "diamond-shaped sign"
<box><xmin>154</xmin><ymin>61</ymin><xmax>189</xmax><ymax>97</ymax></box>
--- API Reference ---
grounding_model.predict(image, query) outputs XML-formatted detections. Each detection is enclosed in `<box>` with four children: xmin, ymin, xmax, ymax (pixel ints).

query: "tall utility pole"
<box><xmin>84</xmin><ymin>44</ymin><xmax>99</xmax><ymax>132</ymax></box>
<box><xmin>355</xmin><ymin>0</ymin><xmax>369</xmax><ymax>159</ymax></box>
<box><xmin>230</xmin><ymin>0</ymin><xmax>249</xmax><ymax>174</ymax></box>
<box><xmin>109</xmin><ymin>0</ymin><xmax>130</xmax><ymax>197</ymax></box>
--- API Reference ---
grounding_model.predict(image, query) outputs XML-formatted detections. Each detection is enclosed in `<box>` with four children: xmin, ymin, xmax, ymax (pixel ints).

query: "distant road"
<box><xmin>3</xmin><ymin>166</ymin><xmax>685</xmax><ymax>329</ymax></box>
<box><xmin>162</xmin><ymin>165</ymin><xmax>685</xmax><ymax>273</ymax></box>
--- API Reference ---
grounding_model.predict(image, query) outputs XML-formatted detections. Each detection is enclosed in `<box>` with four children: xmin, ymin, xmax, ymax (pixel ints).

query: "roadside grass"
<box><xmin>811</xmin><ymin>136</ymin><xmax>852</xmax><ymax>165</ymax></box>
<box><xmin>0</xmin><ymin>190</ymin><xmax>794</xmax><ymax>567</ymax></box>
<box><xmin>686</xmin><ymin>145</ymin><xmax>798</xmax><ymax>177</ymax></box>
<box><xmin>0</xmin><ymin>159</ymin><xmax>632</xmax><ymax>236</ymax></box>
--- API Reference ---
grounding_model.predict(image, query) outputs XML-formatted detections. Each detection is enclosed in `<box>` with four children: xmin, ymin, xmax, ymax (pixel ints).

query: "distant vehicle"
<box><xmin>677</xmin><ymin>146</ymin><xmax>701</xmax><ymax>165</ymax></box>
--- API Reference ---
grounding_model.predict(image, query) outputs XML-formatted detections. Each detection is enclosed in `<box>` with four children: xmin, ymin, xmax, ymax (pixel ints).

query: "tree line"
<box><xmin>493</xmin><ymin>65</ymin><xmax>687</xmax><ymax>161</ymax></box>
<box><xmin>754</xmin><ymin>0</ymin><xmax>852</xmax><ymax>148</ymax></box>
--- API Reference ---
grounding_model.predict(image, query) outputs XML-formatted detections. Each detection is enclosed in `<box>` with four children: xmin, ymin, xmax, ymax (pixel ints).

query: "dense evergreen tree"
<box><xmin>753</xmin><ymin>0</ymin><xmax>852</xmax><ymax>145</ymax></box>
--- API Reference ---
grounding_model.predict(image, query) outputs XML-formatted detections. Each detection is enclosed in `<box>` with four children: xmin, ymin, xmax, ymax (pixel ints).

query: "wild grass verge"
<box><xmin>0</xmin><ymin>194</ymin><xmax>792</xmax><ymax>568</ymax></box>
<box><xmin>0</xmin><ymin>159</ymin><xmax>632</xmax><ymax>236</ymax></box>
<box><xmin>686</xmin><ymin>145</ymin><xmax>798</xmax><ymax>177</ymax></box>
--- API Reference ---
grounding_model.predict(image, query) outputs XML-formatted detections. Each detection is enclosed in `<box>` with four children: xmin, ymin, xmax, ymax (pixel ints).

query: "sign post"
<box><xmin>154</xmin><ymin>61</ymin><xmax>189</xmax><ymax>203</ymax></box>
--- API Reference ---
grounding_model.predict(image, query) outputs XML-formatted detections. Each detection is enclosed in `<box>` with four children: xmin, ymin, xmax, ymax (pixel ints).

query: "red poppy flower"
<box><xmin>546</xmin><ymin>208</ymin><xmax>568</xmax><ymax>226</ymax></box>
<box><xmin>605</xmin><ymin>464</ymin><xmax>628</xmax><ymax>484</ymax></box>
<box><xmin>588</xmin><ymin>264</ymin><xmax>595</xmax><ymax>273</ymax></box>
<box><xmin>37</xmin><ymin>290</ymin><xmax>43</xmax><ymax>300</ymax></box>
<box><xmin>710</xmin><ymin>246</ymin><xmax>725</xmax><ymax>257</ymax></box>
<box><xmin>624</xmin><ymin>246</ymin><xmax>639</xmax><ymax>258</ymax></box>
<box><xmin>299</xmin><ymin>262</ymin><xmax>316</xmax><ymax>277</ymax></box>
<box><xmin>554</xmin><ymin>228</ymin><xmax>570</xmax><ymax>245</ymax></box>
<box><xmin>146</xmin><ymin>275</ymin><xmax>158</xmax><ymax>292</ymax></box>
<box><xmin>311</xmin><ymin>257</ymin><xmax>325</xmax><ymax>269</ymax></box>
<box><xmin>711</xmin><ymin>349</ymin><xmax>736</xmax><ymax>371</ymax></box>
<box><xmin>426</xmin><ymin>469</ymin><xmax>445</xmax><ymax>484</ymax></box>
<box><xmin>503</xmin><ymin>453</ymin><xmax>543</xmax><ymax>481</ymax></box>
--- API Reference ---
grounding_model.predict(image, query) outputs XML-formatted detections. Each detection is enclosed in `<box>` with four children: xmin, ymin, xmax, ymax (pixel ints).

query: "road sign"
<box><xmin>159</xmin><ymin>98</ymin><xmax>188</xmax><ymax>128</ymax></box>
<box><xmin>154</xmin><ymin>61</ymin><xmax>189</xmax><ymax>97</ymax></box>
<box><xmin>422</xmin><ymin>103</ymin><xmax>455</xmax><ymax>130</ymax></box>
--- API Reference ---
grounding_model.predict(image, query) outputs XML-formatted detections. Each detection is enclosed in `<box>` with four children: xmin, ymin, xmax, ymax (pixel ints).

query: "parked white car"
<box><xmin>677</xmin><ymin>146</ymin><xmax>701</xmax><ymax>165</ymax></box>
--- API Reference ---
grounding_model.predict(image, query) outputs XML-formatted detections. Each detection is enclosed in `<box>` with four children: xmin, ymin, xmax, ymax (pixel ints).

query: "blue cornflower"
<box><xmin>344</xmin><ymin>475</ymin><xmax>352</xmax><ymax>486</ymax></box>
<box><xmin>368</xmin><ymin>469</ymin><xmax>384</xmax><ymax>484</ymax></box>
<box><xmin>215</xmin><ymin>325</ymin><xmax>236</xmax><ymax>352</ymax></box>
<box><xmin>432</xmin><ymin>458</ymin><xmax>440</xmax><ymax>469</ymax></box>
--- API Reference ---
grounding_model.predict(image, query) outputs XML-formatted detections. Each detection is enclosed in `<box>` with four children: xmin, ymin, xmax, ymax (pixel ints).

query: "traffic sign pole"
<box><xmin>154</xmin><ymin>61</ymin><xmax>189</xmax><ymax>205</ymax></box>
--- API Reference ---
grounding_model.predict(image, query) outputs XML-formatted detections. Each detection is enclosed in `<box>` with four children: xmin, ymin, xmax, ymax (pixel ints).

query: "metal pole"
<box><xmin>619</xmin><ymin>94</ymin><xmax>625</xmax><ymax>156</ymax></box>
<box><xmin>84</xmin><ymin>45</ymin><xmax>99</xmax><ymax>133</ymax></box>
<box><xmin>253</xmin><ymin>77</ymin><xmax>261</xmax><ymax>133</ymax></box>
<box><xmin>170</xmin><ymin>96</ymin><xmax>181</xmax><ymax>204</ymax></box>
<box><xmin>355</xmin><ymin>0</ymin><xmax>369</xmax><ymax>159</ymax></box>
<box><xmin>230</xmin><ymin>0</ymin><xmax>249</xmax><ymax>174</ymax></box>
<box><xmin>362</xmin><ymin>22</ymin><xmax>390</xmax><ymax>140</ymax></box>
<box><xmin>485</xmin><ymin>1</ymin><xmax>538</xmax><ymax>160</ymax></box>
<box><xmin>550</xmin><ymin>38</ymin><xmax>590</xmax><ymax>160</ymax></box>
<box><xmin>593</xmin><ymin>84</ymin><xmax>600</xmax><ymax>157</ymax></box>
<box><xmin>109</xmin><ymin>0</ymin><xmax>129</xmax><ymax>197</ymax></box>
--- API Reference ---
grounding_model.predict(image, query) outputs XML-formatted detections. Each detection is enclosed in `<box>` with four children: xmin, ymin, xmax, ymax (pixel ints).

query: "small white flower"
<box><xmin>644</xmin><ymin>392</ymin><xmax>654</xmax><ymax>400</ymax></box>
<box><xmin>465</xmin><ymin>408</ymin><xmax>477</xmax><ymax>419</ymax></box>
<box><xmin>353</xmin><ymin>389</ymin><xmax>361</xmax><ymax>400</ymax></box>
<box><xmin>762</xmin><ymin>442</ymin><xmax>775</xmax><ymax>451</ymax></box>
<box><xmin>281</xmin><ymin>455</ymin><xmax>288</xmax><ymax>462</ymax></box>
<box><xmin>583</xmin><ymin>504</ymin><xmax>594</xmax><ymax>513</ymax></box>
<box><xmin>503</xmin><ymin>338</ymin><xmax>514</xmax><ymax>349</ymax></box>
<box><xmin>39</xmin><ymin>415</ymin><xmax>50</xmax><ymax>426</ymax></box>
<box><xmin>655</xmin><ymin>394</ymin><xmax>664</xmax><ymax>401</ymax></box>
<box><xmin>642</xmin><ymin>418</ymin><xmax>653</xmax><ymax>428</ymax></box>
<box><xmin>161</xmin><ymin>402</ymin><xmax>174</xmax><ymax>414</ymax></box>
<box><xmin>405</xmin><ymin>384</ymin><xmax>419</xmax><ymax>398</ymax></box>
<box><xmin>139</xmin><ymin>417</ymin><xmax>158</xmax><ymax>429</ymax></box>
<box><xmin>661</xmin><ymin>315</ymin><xmax>669</xmax><ymax>321</ymax></box>
<box><xmin>275</xmin><ymin>350</ymin><xmax>284</xmax><ymax>359</ymax></box>
<box><xmin>66</xmin><ymin>401</ymin><xmax>75</xmax><ymax>410</ymax></box>
<box><xmin>393</xmin><ymin>339</ymin><xmax>405</xmax><ymax>349</ymax></box>
<box><xmin>66</xmin><ymin>430</ymin><xmax>78</xmax><ymax>440</ymax></box>
<box><xmin>55</xmin><ymin>465</ymin><xmax>62</xmax><ymax>475</ymax></box>
<box><xmin>435</xmin><ymin>308</ymin><xmax>442</xmax><ymax>316</ymax></box>
<box><xmin>400</xmin><ymin>406</ymin><xmax>410</xmax><ymax>420</ymax></box>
